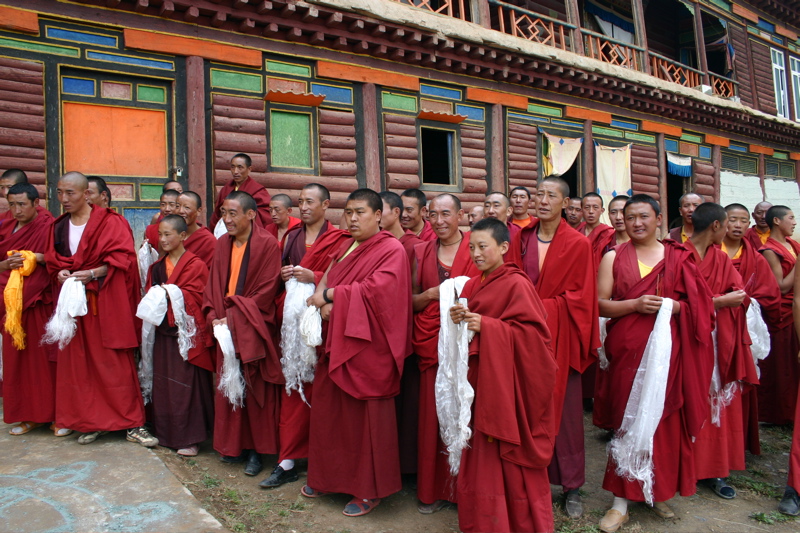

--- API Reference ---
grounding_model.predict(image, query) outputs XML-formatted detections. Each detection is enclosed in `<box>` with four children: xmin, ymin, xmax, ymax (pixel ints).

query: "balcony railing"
<box><xmin>650</xmin><ymin>52</ymin><xmax>703</xmax><ymax>88</ymax></box>
<box><xmin>490</xmin><ymin>0</ymin><xmax>573</xmax><ymax>51</ymax></box>
<box><xmin>582</xmin><ymin>30</ymin><xmax>642</xmax><ymax>70</ymax></box>
<box><xmin>392</xmin><ymin>0</ymin><xmax>471</xmax><ymax>22</ymax></box>
<box><xmin>710</xmin><ymin>73</ymin><xmax>737</xmax><ymax>98</ymax></box>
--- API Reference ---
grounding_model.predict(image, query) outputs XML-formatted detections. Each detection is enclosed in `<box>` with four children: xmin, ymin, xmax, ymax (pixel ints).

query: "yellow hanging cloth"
<box><xmin>4</xmin><ymin>250</ymin><xmax>37</xmax><ymax>350</ymax></box>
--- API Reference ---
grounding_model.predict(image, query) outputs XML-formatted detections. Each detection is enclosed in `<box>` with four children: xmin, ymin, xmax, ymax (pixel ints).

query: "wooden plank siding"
<box><xmin>693</xmin><ymin>159</ymin><xmax>716</xmax><ymax>201</ymax></box>
<box><xmin>630</xmin><ymin>144</ymin><xmax>660</xmax><ymax>201</ymax></box>
<box><xmin>749</xmin><ymin>39</ymin><xmax>778</xmax><ymax>116</ymax></box>
<box><xmin>728</xmin><ymin>24</ymin><xmax>754</xmax><ymax>108</ymax></box>
<box><xmin>507</xmin><ymin>122</ymin><xmax>538</xmax><ymax>193</ymax></box>
<box><xmin>384</xmin><ymin>113</ymin><xmax>420</xmax><ymax>192</ymax></box>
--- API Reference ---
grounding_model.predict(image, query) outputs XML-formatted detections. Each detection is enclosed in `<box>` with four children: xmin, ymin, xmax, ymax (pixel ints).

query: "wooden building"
<box><xmin>0</xmin><ymin>0</ymin><xmax>798</xmax><ymax>237</ymax></box>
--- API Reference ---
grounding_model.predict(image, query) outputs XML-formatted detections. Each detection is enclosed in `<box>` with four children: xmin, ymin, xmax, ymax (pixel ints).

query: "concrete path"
<box><xmin>0</xmin><ymin>405</ymin><xmax>225</xmax><ymax>533</ymax></box>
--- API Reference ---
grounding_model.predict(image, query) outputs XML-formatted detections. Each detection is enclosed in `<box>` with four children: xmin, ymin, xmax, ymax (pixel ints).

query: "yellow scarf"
<box><xmin>4</xmin><ymin>250</ymin><xmax>37</xmax><ymax>349</ymax></box>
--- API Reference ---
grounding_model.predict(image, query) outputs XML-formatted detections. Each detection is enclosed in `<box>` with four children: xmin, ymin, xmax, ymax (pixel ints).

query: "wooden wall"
<box><xmin>507</xmin><ymin>122</ymin><xmax>539</xmax><ymax>192</ymax></box>
<box><xmin>728</xmin><ymin>24</ymin><xmax>754</xmax><ymax>108</ymax></box>
<box><xmin>631</xmin><ymin>144</ymin><xmax>660</xmax><ymax>201</ymax></box>
<box><xmin>750</xmin><ymin>39</ymin><xmax>778</xmax><ymax>116</ymax></box>
<box><xmin>693</xmin><ymin>159</ymin><xmax>716</xmax><ymax>201</ymax></box>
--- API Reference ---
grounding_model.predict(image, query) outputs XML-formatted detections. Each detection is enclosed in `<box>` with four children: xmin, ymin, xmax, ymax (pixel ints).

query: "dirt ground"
<box><xmin>155</xmin><ymin>410</ymin><xmax>800</xmax><ymax>533</ymax></box>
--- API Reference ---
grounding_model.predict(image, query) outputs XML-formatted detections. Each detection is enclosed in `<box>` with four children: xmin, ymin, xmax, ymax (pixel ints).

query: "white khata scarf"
<box><xmin>214</xmin><ymin>323</ymin><xmax>245</xmax><ymax>408</ymax></box>
<box><xmin>136</xmin><ymin>284</ymin><xmax>197</xmax><ymax>404</ymax></box>
<box><xmin>138</xmin><ymin>241</ymin><xmax>158</xmax><ymax>291</ymax></box>
<box><xmin>214</xmin><ymin>219</ymin><xmax>228</xmax><ymax>239</ymax></box>
<box><xmin>42</xmin><ymin>277</ymin><xmax>87</xmax><ymax>349</ymax></box>
<box><xmin>709</xmin><ymin>322</ymin><xmax>738</xmax><ymax>427</ymax></box>
<box><xmin>280</xmin><ymin>277</ymin><xmax>320</xmax><ymax>403</ymax></box>
<box><xmin>435</xmin><ymin>275</ymin><xmax>474</xmax><ymax>476</ymax></box>
<box><xmin>746</xmin><ymin>298</ymin><xmax>771</xmax><ymax>379</ymax></box>
<box><xmin>609</xmin><ymin>297</ymin><xmax>673</xmax><ymax>505</ymax></box>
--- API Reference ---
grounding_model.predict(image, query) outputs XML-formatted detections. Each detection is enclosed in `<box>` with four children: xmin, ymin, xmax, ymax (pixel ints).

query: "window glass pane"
<box><xmin>270</xmin><ymin>110</ymin><xmax>311</xmax><ymax>168</ymax></box>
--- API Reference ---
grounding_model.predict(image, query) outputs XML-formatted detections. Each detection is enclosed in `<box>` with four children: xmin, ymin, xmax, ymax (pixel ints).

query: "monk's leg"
<box><xmin>779</xmin><ymin>379</ymin><xmax>800</xmax><ymax>515</ymax></box>
<box><xmin>396</xmin><ymin>353</ymin><xmax>420</xmax><ymax>475</ymax></box>
<box><xmin>261</xmin><ymin>384</ymin><xmax>312</xmax><ymax>488</ymax></box>
<box><xmin>417</xmin><ymin>365</ymin><xmax>457</xmax><ymax>510</ymax></box>
<box><xmin>547</xmin><ymin>371</ymin><xmax>586</xmax><ymax>517</ymax></box>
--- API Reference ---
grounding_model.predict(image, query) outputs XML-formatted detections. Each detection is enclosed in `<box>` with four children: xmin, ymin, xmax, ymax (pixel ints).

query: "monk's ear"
<box><xmin>322</xmin><ymin>199</ymin><xmax>330</xmax><ymax>209</ymax></box>
<box><xmin>500</xmin><ymin>240</ymin><xmax>509</xmax><ymax>255</ymax></box>
<box><xmin>246</xmin><ymin>209</ymin><xmax>256</xmax><ymax>221</ymax></box>
<box><xmin>421</xmin><ymin>205</ymin><xmax>428</xmax><ymax>217</ymax></box>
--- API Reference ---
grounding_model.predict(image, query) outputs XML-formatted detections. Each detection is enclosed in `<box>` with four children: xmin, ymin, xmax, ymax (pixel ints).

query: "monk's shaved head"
<box><xmin>485</xmin><ymin>192</ymin><xmax>510</xmax><ymax>208</ymax></box>
<box><xmin>271</xmin><ymin>193</ymin><xmax>293</xmax><ymax>209</ymax></box>
<box><xmin>179</xmin><ymin>191</ymin><xmax>202</xmax><ymax>209</ymax></box>
<box><xmin>161</xmin><ymin>213</ymin><xmax>187</xmax><ymax>233</ymax></box>
<box><xmin>691</xmin><ymin>203</ymin><xmax>727</xmax><ymax>234</ymax></box>
<box><xmin>725</xmin><ymin>203</ymin><xmax>749</xmax><ymax>215</ymax></box>
<box><xmin>539</xmin><ymin>176</ymin><xmax>570</xmax><ymax>198</ymax></box>
<box><xmin>473</xmin><ymin>217</ymin><xmax>509</xmax><ymax>245</ymax></box>
<box><xmin>431</xmin><ymin>193</ymin><xmax>461</xmax><ymax>211</ymax></box>
<box><xmin>59</xmin><ymin>171</ymin><xmax>89</xmax><ymax>190</ymax></box>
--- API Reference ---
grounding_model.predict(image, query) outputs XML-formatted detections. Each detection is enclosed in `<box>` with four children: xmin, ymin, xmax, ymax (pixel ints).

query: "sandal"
<box><xmin>177</xmin><ymin>445</ymin><xmax>199</xmax><ymax>457</ymax></box>
<box><xmin>50</xmin><ymin>423</ymin><xmax>73</xmax><ymax>437</ymax></box>
<box><xmin>9</xmin><ymin>422</ymin><xmax>44</xmax><ymax>435</ymax></box>
<box><xmin>343</xmin><ymin>498</ymin><xmax>381</xmax><ymax>517</ymax></box>
<box><xmin>703</xmin><ymin>477</ymin><xmax>736</xmax><ymax>499</ymax></box>
<box><xmin>300</xmin><ymin>485</ymin><xmax>328</xmax><ymax>498</ymax></box>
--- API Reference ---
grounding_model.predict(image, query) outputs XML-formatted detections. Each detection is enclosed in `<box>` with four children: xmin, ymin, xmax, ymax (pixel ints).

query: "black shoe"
<box><xmin>779</xmin><ymin>486</ymin><xmax>800</xmax><ymax>516</ymax></box>
<box><xmin>259</xmin><ymin>465</ymin><xmax>299</xmax><ymax>488</ymax></box>
<box><xmin>564</xmin><ymin>489</ymin><xmax>583</xmax><ymax>518</ymax></box>
<box><xmin>220</xmin><ymin>450</ymin><xmax>248</xmax><ymax>464</ymax></box>
<box><xmin>244</xmin><ymin>451</ymin><xmax>263</xmax><ymax>476</ymax></box>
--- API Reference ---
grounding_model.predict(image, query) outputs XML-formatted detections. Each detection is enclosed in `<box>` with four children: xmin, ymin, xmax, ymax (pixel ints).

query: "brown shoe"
<box><xmin>650</xmin><ymin>501</ymin><xmax>675</xmax><ymax>519</ymax></box>
<box><xmin>599</xmin><ymin>509</ymin><xmax>629</xmax><ymax>533</ymax></box>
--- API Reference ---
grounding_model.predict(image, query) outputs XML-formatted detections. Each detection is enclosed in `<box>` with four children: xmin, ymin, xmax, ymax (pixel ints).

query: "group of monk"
<box><xmin>1</xmin><ymin>150</ymin><xmax>800</xmax><ymax>532</ymax></box>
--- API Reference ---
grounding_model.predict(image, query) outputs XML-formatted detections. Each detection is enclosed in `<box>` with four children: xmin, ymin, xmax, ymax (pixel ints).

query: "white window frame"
<box><xmin>791</xmin><ymin>56</ymin><xmax>800</xmax><ymax>121</ymax></box>
<box><xmin>771</xmin><ymin>48</ymin><xmax>790</xmax><ymax>119</ymax></box>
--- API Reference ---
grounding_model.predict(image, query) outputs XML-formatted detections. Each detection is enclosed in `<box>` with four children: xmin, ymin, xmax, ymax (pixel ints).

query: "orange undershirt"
<box><xmin>165</xmin><ymin>256</ymin><xmax>175</xmax><ymax>279</ymax></box>
<box><xmin>755</xmin><ymin>226</ymin><xmax>770</xmax><ymax>244</ymax></box>
<box><xmin>227</xmin><ymin>243</ymin><xmax>246</xmax><ymax>296</ymax></box>
<box><xmin>511</xmin><ymin>215</ymin><xmax>533</xmax><ymax>229</ymax></box>
<box><xmin>720</xmin><ymin>242</ymin><xmax>742</xmax><ymax>260</ymax></box>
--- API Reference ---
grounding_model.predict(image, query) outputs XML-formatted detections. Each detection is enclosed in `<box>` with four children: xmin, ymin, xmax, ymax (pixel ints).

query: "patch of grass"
<box><xmin>230</xmin><ymin>522</ymin><xmax>247</xmax><ymax>532</ymax></box>
<box><xmin>201</xmin><ymin>473</ymin><xmax>221</xmax><ymax>488</ymax></box>
<box><xmin>728</xmin><ymin>475</ymin><xmax>782</xmax><ymax>499</ymax></box>
<box><xmin>247</xmin><ymin>502</ymin><xmax>272</xmax><ymax>518</ymax></box>
<box><xmin>750</xmin><ymin>511</ymin><xmax>796</xmax><ymax>525</ymax></box>
<box><xmin>556</xmin><ymin>523</ymin><xmax>600</xmax><ymax>533</ymax></box>
<box><xmin>278</xmin><ymin>509</ymin><xmax>289</xmax><ymax>517</ymax></box>
<box><xmin>224</xmin><ymin>488</ymin><xmax>242</xmax><ymax>505</ymax></box>
<box><xmin>747</xmin><ymin>468</ymin><xmax>767</xmax><ymax>478</ymax></box>
<box><xmin>186</xmin><ymin>459</ymin><xmax>197</xmax><ymax>467</ymax></box>
<box><xmin>289</xmin><ymin>498</ymin><xmax>308</xmax><ymax>511</ymax></box>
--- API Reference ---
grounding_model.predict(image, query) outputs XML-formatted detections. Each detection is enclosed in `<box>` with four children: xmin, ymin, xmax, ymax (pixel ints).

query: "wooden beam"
<box><xmin>656</xmin><ymin>132</ymin><xmax>668</xmax><ymax>237</ymax></box>
<box><xmin>465</xmin><ymin>87</ymin><xmax>527</xmax><ymax>109</ymax></box>
<box><xmin>361</xmin><ymin>83</ymin><xmax>381</xmax><ymax>191</ymax></box>
<box><xmin>641</xmin><ymin>120</ymin><xmax>682</xmax><ymax>137</ymax></box>
<box><xmin>630</xmin><ymin>0</ymin><xmax>650</xmax><ymax>74</ymax></box>
<box><xmin>582</xmin><ymin>119</ymin><xmax>593</xmax><ymax>195</ymax></box>
<box><xmin>185</xmin><ymin>56</ymin><xmax>208</xmax><ymax>224</ymax></box>
<box><xmin>704</xmin><ymin>134</ymin><xmax>730</xmax><ymax>147</ymax></box>
<box><xmin>750</xmin><ymin>144</ymin><xmax>775</xmax><ymax>155</ymax></box>
<box><xmin>693</xmin><ymin>2</ymin><xmax>710</xmax><ymax>86</ymax></box>
<box><xmin>565</xmin><ymin>106</ymin><xmax>611</xmax><ymax>124</ymax></box>
<box><xmin>0</xmin><ymin>6</ymin><xmax>39</xmax><ymax>34</ymax></box>
<box><xmin>490</xmin><ymin>103</ymin><xmax>505</xmax><ymax>192</ymax></box>
<box><xmin>317</xmin><ymin>61</ymin><xmax>419</xmax><ymax>91</ymax></box>
<box><xmin>123</xmin><ymin>29</ymin><xmax>262</xmax><ymax>67</ymax></box>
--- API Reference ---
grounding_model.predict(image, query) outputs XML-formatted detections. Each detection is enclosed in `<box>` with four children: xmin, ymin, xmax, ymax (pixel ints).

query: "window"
<box><xmin>771</xmin><ymin>48</ymin><xmax>790</xmax><ymax>119</ymax></box>
<box><xmin>791</xmin><ymin>57</ymin><xmax>800</xmax><ymax>121</ymax></box>
<box><xmin>269</xmin><ymin>109</ymin><xmax>314</xmax><ymax>171</ymax></box>
<box><xmin>420</xmin><ymin>126</ymin><xmax>455</xmax><ymax>186</ymax></box>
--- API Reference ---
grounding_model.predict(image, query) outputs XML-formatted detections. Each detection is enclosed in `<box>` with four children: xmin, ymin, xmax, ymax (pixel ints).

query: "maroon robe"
<box><xmin>667</xmin><ymin>226</ymin><xmax>686</xmax><ymax>242</ymax></box>
<box><xmin>146</xmin><ymin>252</ymin><xmax>214</xmax><ymax>449</ymax></box>
<box><xmin>412</xmin><ymin>235</ymin><xmax>480</xmax><ymax>504</ymax></box>
<box><xmin>418</xmin><ymin>219</ymin><xmax>436</xmax><ymax>242</ymax></box>
<box><xmin>599</xmin><ymin>241</ymin><xmax>715</xmax><ymax>502</ymax></box>
<box><xmin>399</xmin><ymin>230</ymin><xmax>423</xmax><ymax>271</ymax></box>
<box><xmin>0</xmin><ymin>209</ymin><xmax>56</xmax><ymax>424</ymax></box>
<box><xmin>203</xmin><ymin>223</ymin><xmax>283</xmax><ymax>456</ymax></box>
<box><xmin>684</xmin><ymin>240</ymin><xmax>755</xmax><ymax>479</ymax></box>
<box><xmin>144</xmin><ymin>223</ymin><xmax>161</xmax><ymax>254</ymax></box>
<box><xmin>183</xmin><ymin>226</ymin><xmax>216</xmax><ymax>268</ymax></box>
<box><xmin>457</xmin><ymin>263</ymin><xmax>557</xmax><ymax>533</ymax></box>
<box><xmin>745</xmin><ymin>226</ymin><xmax>769</xmax><ymax>252</ymax></box>
<box><xmin>266</xmin><ymin>216</ymin><xmax>301</xmax><ymax>252</ymax></box>
<box><xmin>586</xmin><ymin>224</ymin><xmax>616</xmax><ymax>266</ymax></box>
<box><xmin>209</xmin><ymin>177</ymin><xmax>272</xmax><ymax>229</ymax></box>
<box><xmin>757</xmin><ymin>237</ymin><xmax>800</xmax><ymax>424</ymax></box>
<box><xmin>46</xmin><ymin>206</ymin><xmax>145</xmax><ymax>433</ymax></box>
<box><xmin>308</xmin><ymin>231</ymin><xmax>412</xmax><ymax>500</ymax></box>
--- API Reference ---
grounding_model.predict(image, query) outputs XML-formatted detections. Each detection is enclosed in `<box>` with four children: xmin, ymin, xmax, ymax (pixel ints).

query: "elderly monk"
<box><xmin>667</xmin><ymin>192</ymin><xmax>704</xmax><ymax>243</ymax></box>
<box><xmin>468</xmin><ymin>205</ymin><xmax>484</xmax><ymax>228</ymax></box>
<box><xmin>780</xmin><ymin>244</ymin><xmax>800</xmax><ymax>515</ymax></box>
<box><xmin>267</xmin><ymin>194</ymin><xmax>301</xmax><ymax>252</ymax></box>
<box><xmin>144</xmin><ymin>189</ymin><xmax>180</xmax><ymax>254</ymax></box>
<box><xmin>451</xmin><ymin>217</ymin><xmax>556</xmax><ymax>533</ymax></box>
<box><xmin>513</xmin><ymin>176</ymin><xmax>599</xmax><ymax>519</ymax></box>
<box><xmin>722</xmin><ymin>203</ymin><xmax>782</xmax><ymax>455</ymax></box>
<box><xmin>46</xmin><ymin>172</ymin><xmax>155</xmax><ymax>447</ymax></box>
<box><xmin>174</xmin><ymin>191</ymin><xmax>215</xmax><ymax>268</ymax></box>
<box><xmin>746</xmin><ymin>201</ymin><xmax>773</xmax><ymax>251</ymax></box>
<box><xmin>260</xmin><ymin>183</ymin><xmax>350</xmax><ymax>489</ymax></box>
<box><xmin>510</xmin><ymin>186</ymin><xmax>535</xmax><ymax>228</ymax></box>
<box><xmin>303</xmin><ymin>188</ymin><xmax>412</xmax><ymax>517</ymax></box>
<box><xmin>758</xmin><ymin>205</ymin><xmax>800</xmax><ymax>425</ymax></box>
<box><xmin>87</xmin><ymin>177</ymin><xmax>111</xmax><ymax>209</ymax></box>
<box><xmin>144</xmin><ymin>215</ymin><xmax>213</xmax><ymax>457</ymax></box>
<box><xmin>401</xmin><ymin>188</ymin><xmax>436</xmax><ymax>241</ymax></box>
<box><xmin>2</xmin><ymin>183</ymin><xmax>58</xmax><ymax>436</ymax></box>
<box><xmin>209</xmin><ymin>153</ymin><xmax>271</xmax><ymax>229</ymax></box>
<box><xmin>684</xmin><ymin>203</ymin><xmax>754</xmax><ymax>501</ymax></box>
<box><xmin>412</xmin><ymin>193</ymin><xmax>479</xmax><ymax>513</ymax></box>
<box><xmin>204</xmin><ymin>191</ymin><xmax>283</xmax><ymax>478</ymax></box>
<box><xmin>565</xmin><ymin>197</ymin><xmax>583</xmax><ymax>230</ymax></box>
<box><xmin>596</xmin><ymin>195</ymin><xmax>714</xmax><ymax>532</ymax></box>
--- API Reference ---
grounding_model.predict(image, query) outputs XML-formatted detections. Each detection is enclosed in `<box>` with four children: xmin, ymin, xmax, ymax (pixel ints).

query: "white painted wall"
<box><xmin>720</xmin><ymin>171</ymin><xmax>763</xmax><ymax>209</ymax></box>
<box><xmin>764</xmin><ymin>177</ymin><xmax>800</xmax><ymax>211</ymax></box>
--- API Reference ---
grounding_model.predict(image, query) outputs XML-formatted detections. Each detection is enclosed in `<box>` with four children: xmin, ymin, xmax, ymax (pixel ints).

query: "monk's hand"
<box><xmin>212</xmin><ymin>318</ymin><xmax>227</xmax><ymax>327</ymax></box>
<box><xmin>71</xmin><ymin>270</ymin><xmax>94</xmax><ymax>285</ymax></box>
<box><xmin>717</xmin><ymin>290</ymin><xmax>747</xmax><ymax>309</ymax></box>
<box><xmin>307</xmin><ymin>291</ymin><xmax>326</xmax><ymax>309</ymax></box>
<box><xmin>463</xmin><ymin>312</ymin><xmax>482</xmax><ymax>332</ymax></box>
<box><xmin>426</xmin><ymin>285</ymin><xmax>440</xmax><ymax>301</ymax></box>
<box><xmin>449</xmin><ymin>303</ymin><xmax>466</xmax><ymax>324</ymax></box>
<box><xmin>635</xmin><ymin>294</ymin><xmax>663</xmax><ymax>314</ymax></box>
<box><xmin>293</xmin><ymin>266</ymin><xmax>315</xmax><ymax>284</ymax></box>
<box><xmin>4</xmin><ymin>252</ymin><xmax>23</xmax><ymax>271</ymax></box>
<box><xmin>320</xmin><ymin>303</ymin><xmax>332</xmax><ymax>320</ymax></box>
<box><xmin>57</xmin><ymin>270</ymin><xmax>71</xmax><ymax>284</ymax></box>
<box><xmin>280</xmin><ymin>265</ymin><xmax>294</xmax><ymax>282</ymax></box>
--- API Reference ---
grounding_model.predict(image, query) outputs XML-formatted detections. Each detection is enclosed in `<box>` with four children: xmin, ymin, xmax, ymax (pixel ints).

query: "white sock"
<box><xmin>611</xmin><ymin>497</ymin><xmax>628</xmax><ymax>515</ymax></box>
<box><xmin>279</xmin><ymin>459</ymin><xmax>295</xmax><ymax>471</ymax></box>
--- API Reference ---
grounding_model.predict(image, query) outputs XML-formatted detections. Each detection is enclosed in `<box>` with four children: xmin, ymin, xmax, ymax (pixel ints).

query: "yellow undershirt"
<box><xmin>680</xmin><ymin>227</ymin><xmax>688</xmax><ymax>243</ymax></box>
<box><xmin>720</xmin><ymin>242</ymin><xmax>743</xmax><ymax>260</ymax></box>
<box><xmin>755</xmin><ymin>226</ymin><xmax>770</xmax><ymax>244</ymax></box>
<box><xmin>638</xmin><ymin>259</ymin><xmax>654</xmax><ymax>278</ymax></box>
<box><xmin>340</xmin><ymin>240</ymin><xmax>359</xmax><ymax>261</ymax></box>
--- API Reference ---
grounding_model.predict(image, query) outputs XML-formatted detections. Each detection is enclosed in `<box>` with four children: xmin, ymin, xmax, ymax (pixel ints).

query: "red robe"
<box><xmin>586</xmin><ymin>224</ymin><xmax>616</xmax><ymax>267</ymax></box>
<box><xmin>732</xmin><ymin>238</ymin><xmax>782</xmax><ymax>454</ymax></box>
<box><xmin>144</xmin><ymin>223</ymin><xmax>161</xmax><ymax>254</ymax></box>
<box><xmin>418</xmin><ymin>219</ymin><xmax>437</xmax><ymax>242</ymax></box>
<box><xmin>183</xmin><ymin>226</ymin><xmax>216</xmax><ymax>268</ymax></box>
<box><xmin>684</xmin><ymin>240</ymin><xmax>755</xmax><ymax>479</ymax></box>
<box><xmin>46</xmin><ymin>206</ymin><xmax>145</xmax><ymax>432</ymax></box>
<box><xmin>745</xmin><ymin>226</ymin><xmax>769</xmax><ymax>252</ymax></box>
<box><xmin>399</xmin><ymin>230</ymin><xmax>423</xmax><ymax>271</ymax></box>
<box><xmin>412</xmin><ymin>235</ymin><xmax>480</xmax><ymax>504</ymax></box>
<box><xmin>457</xmin><ymin>263</ymin><xmax>557</xmax><ymax>533</ymax></box>
<box><xmin>599</xmin><ymin>241</ymin><xmax>715</xmax><ymax>502</ymax></box>
<box><xmin>308</xmin><ymin>231</ymin><xmax>412</xmax><ymax>500</ymax></box>
<box><xmin>266</xmin><ymin>216</ymin><xmax>302</xmax><ymax>251</ymax></box>
<box><xmin>667</xmin><ymin>226</ymin><xmax>686</xmax><ymax>243</ymax></box>
<box><xmin>209</xmin><ymin>177</ymin><xmax>272</xmax><ymax>229</ymax></box>
<box><xmin>203</xmin><ymin>223</ymin><xmax>283</xmax><ymax>456</ymax></box>
<box><xmin>278</xmin><ymin>221</ymin><xmax>351</xmax><ymax>460</ymax></box>
<box><xmin>757</xmin><ymin>237</ymin><xmax>800</xmax><ymax>424</ymax></box>
<box><xmin>0</xmin><ymin>209</ymin><xmax>56</xmax><ymax>424</ymax></box>
<box><xmin>146</xmin><ymin>252</ymin><xmax>214</xmax><ymax>449</ymax></box>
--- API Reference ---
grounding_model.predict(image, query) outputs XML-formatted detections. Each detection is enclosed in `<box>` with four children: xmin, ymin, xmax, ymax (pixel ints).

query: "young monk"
<box><xmin>745</xmin><ymin>201</ymin><xmax>773</xmax><ymax>251</ymax></box>
<box><xmin>148</xmin><ymin>180</ymin><xmax>183</xmax><ymax>225</ymax></box>
<box><xmin>758</xmin><ymin>205</ymin><xmax>800</xmax><ymax>425</ymax></box>
<box><xmin>204</xmin><ymin>191</ymin><xmax>283</xmax><ymax>478</ymax></box>
<box><xmin>781</xmin><ymin>249</ymin><xmax>800</xmax><ymax>515</ymax></box>
<box><xmin>667</xmin><ymin>192</ymin><xmax>703</xmax><ymax>242</ymax></box>
<box><xmin>412</xmin><ymin>193</ymin><xmax>479</xmax><ymax>513</ymax></box>
<box><xmin>509</xmin><ymin>186</ymin><xmax>534</xmax><ymax>228</ymax></box>
<box><xmin>267</xmin><ymin>194</ymin><xmax>301</xmax><ymax>251</ymax></box>
<box><xmin>596</xmin><ymin>194</ymin><xmax>714</xmax><ymax>532</ymax></box>
<box><xmin>565</xmin><ymin>197</ymin><xmax>583</xmax><ymax>230</ymax></box>
<box><xmin>449</xmin><ymin>217</ymin><xmax>557</xmax><ymax>533</ymax></box>
<box><xmin>303</xmin><ymin>188</ymin><xmax>412</xmax><ymax>517</ymax></box>
<box><xmin>401</xmin><ymin>189</ymin><xmax>436</xmax><ymax>241</ymax></box>
<box><xmin>381</xmin><ymin>190</ymin><xmax>422</xmax><ymax>271</ymax></box>
<box><xmin>580</xmin><ymin>193</ymin><xmax>615</xmax><ymax>265</ymax></box>
<box><xmin>514</xmin><ymin>176</ymin><xmax>599</xmax><ymax>519</ymax></box>
<box><xmin>144</xmin><ymin>215</ymin><xmax>213</xmax><ymax>457</ymax></box>
<box><xmin>175</xmin><ymin>191</ymin><xmax>215</xmax><ymax>268</ymax></box>
<box><xmin>684</xmin><ymin>203</ymin><xmax>754</xmax><ymax>500</ymax></box>
<box><xmin>144</xmin><ymin>189</ymin><xmax>180</xmax><ymax>253</ymax></box>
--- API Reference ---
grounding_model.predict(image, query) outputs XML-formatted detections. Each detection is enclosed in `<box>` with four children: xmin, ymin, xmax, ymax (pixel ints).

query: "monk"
<box><xmin>267</xmin><ymin>193</ymin><xmax>301</xmax><ymax>251</ymax></box>
<box><xmin>0</xmin><ymin>169</ymin><xmax>27</xmax><ymax>199</ymax></box>
<box><xmin>381</xmin><ymin>191</ymin><xmax>422</xmax><ymax>275</ymax></box>
<box><xmin>598</xmin><ymin>195</ymin><xmax>631</xmax><ymax>256</ymax></box>
<box><xmin>484</xmin><ymin>192</ymin><xmax>521</xmax><ymax>240</ymax></box>
<box><xmin>758</xmin><ymin>205</ymin><xmax>800</xmax><ymax>425</ymax></box>
<box><xmin>723</xmin><ymin>203</ymin><xmax>782</xmax><ymax>455</ymax></box>
<box><xmin>510</xmin><ymin>186</ymin><xmax>534</xmax><ymax>228</ymax></box>
<box><xmin>144</xmin><ymin>215</ymin><xmax>213</xmax><ymax>457</ymax></box>
<box><xmin>204</xmin><ymin>191</ymin><xmax>283</xmax><ymax>478</ymax></box>
<box><xmin>87</xmin><ymin>176</ymin><xmax>111</xmax><ymax>209</ymax></box>
<box><xmin>745</xmin><ymin>201</ymin><xmax>773</xmax><ymax>251</ymax></box>
<box><xmin>209</xmin><ymin>153</ymin><xmax>271</xmax><ymax>229</ymax></box>
<box><xmin>468</xmin><ymin>205</ymin><xmax>484</xmax><ymax>228</ymax></box>
<box><xmin>685</xmin><ymin>203</ymin><xmax>754</xmax><ymax>500</ymax></box>
<box><xmin>513</xmin><ymin>176</ymin><xmax>599</xmax><ymax>519</ymax></box>
<box><xmin>412</xmin><ymin>193</ymin><xmax>479</xmax><ymax>513</ymax></box>
<box><xmin>401</xmin><ymin>188</ymin><xmax>436</xmax><ymax>241</ymax></box>
<box><xmin>596</xmin><ymin>194</ymin><xmax>714</xmax><ymax>532</ymax></box>
<box><xmin>46</xmin><ymin>172</ymin><xmax>155</xmax><ymax>447</ymax></box>
<box><xmin>303</xmin><ymin>188</ymin><xmax>412</xmax><ymax>517</ymax></box>
<box><xmin>667</xmin><ymin>192</ymin><xmax>704</xmax><ymax>242</ymax></box>
<box><xmin>780</xmin><ymin>243</ymin><xmax>800</xmax><ymax>515</ymax></box>
<box><xmin>2</xmin><ymin>183</ymin><xmax>59</xmax><ymax>436</ymax></box>
<box><xmin>580</xmin><ymin>193</ymin><xmax>616</xmax><ymax>266</ymax></box>
<box><xmin>565</xmin><ymin>197</ymin><xmax>583</xmax><ymax>230</ymax></box>
<box><xmin>144</xmin><ymin>189</ymin><xmax>180</xmax><ymax>253</ymax></box>
<box><xmin>261</xmin><ymin>183</ymin><xmax>350</xmax><ymax>489</ymax></box>
<box><xmin>175</xmin><ymin>191</ymin><xmax>216</xmax><ymax>268</ymax></box>
<box><xmin>450</xmin><ymin>217</ymin><xmax>557</xmax><ymax>533</ymax></box>
<box><xmin>149</xmin><ymin>180</ymin><xmax>183</xmax><ymax>225</ymax></box>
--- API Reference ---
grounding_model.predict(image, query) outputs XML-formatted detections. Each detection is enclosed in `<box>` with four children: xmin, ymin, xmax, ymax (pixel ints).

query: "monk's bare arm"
<box><xmin>764</xmin><ymin>249</ymin><xmax>795</xmax><ymax>294</ymax></box>
<box><xmin>597</xmin><ymin>250</ymin><xmax>678</xmax><ymax>317</ymax></box>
